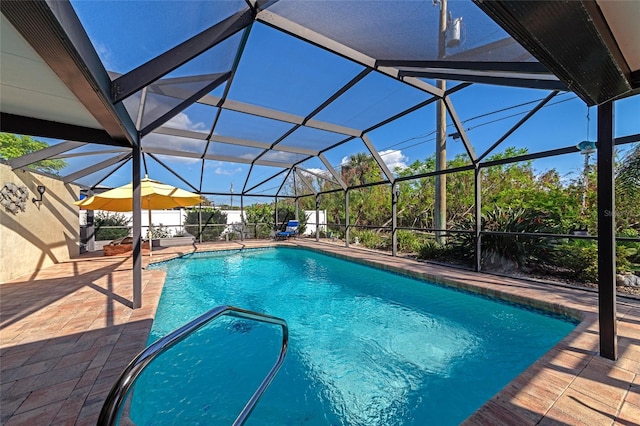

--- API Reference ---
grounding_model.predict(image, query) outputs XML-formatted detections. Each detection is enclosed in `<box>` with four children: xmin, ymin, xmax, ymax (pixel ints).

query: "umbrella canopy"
<box><xmin>75</xmin><ymin>177</ymin><xmax>201</xmax><ymax>212</ymax></box>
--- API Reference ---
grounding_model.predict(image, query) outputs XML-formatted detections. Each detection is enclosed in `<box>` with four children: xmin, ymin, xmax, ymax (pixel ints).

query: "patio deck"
<box><xmin>1</xmin><ymin>240</ymin><xmax>638</xmax><ymax>425</ymax></box>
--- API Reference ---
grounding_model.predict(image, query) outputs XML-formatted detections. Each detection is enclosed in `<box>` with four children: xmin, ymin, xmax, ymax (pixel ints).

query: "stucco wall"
<box><xmin>0</xmin><ymin>163</ymin><xmax>80</xmax><ymax>283</ymax></box>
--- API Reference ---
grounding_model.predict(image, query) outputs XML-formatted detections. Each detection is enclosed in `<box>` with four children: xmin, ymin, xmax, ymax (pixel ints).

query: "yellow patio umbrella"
<box><xmin>75</xmin><ymin>176</ymin><xmax>201</xmax><ymax>254</ymax></box>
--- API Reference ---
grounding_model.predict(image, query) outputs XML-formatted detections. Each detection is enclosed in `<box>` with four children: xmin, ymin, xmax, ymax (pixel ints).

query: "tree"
<box><xmin>0</xmin><ymin>133</ymin><xmax>67</xmax><ymax>174</ymax></box>
<box><xmin>616</xmin><ymin>144</ymin><xmax>640</xmax><ymax>231</ymax></box>
<box><xmin>617</xmin><ymin>144</ymin><xmax>640</xmax><ymax>194</ymax></box>
<box><xmin>338</xmin><ymin>153</ymin><xmax>390</xmax><ymax>228</ymax></box>
<box><xmin>245</xmin><ymin>203</ymin><xmax>274</xmax><ymax>225</ymax></box>
<box><xmin>183</xmin><ymin>208</ymin><xmax>227</xmax><ymax>241</ymax></box>
<box><xmin>397</xmin><ymin>158</ymin><xmax>436</xmax><ymax>228</ymax></box>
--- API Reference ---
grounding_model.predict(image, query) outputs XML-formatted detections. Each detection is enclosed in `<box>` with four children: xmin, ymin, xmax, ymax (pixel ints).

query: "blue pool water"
<box><xmin>132</xmin><ymin>247</ymin><xmax>576</xmax><ymax>425</ymax></box>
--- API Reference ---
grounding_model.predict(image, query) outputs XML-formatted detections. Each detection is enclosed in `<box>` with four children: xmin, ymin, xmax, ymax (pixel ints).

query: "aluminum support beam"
<box><xmin>245</xmin><ymin>168</ymin><xmax>288</xmax><ymax>194</ymax></box>
<box><xmin>477</xmin><ymin>91</ymin><xmax>559</xmax><ymax>162</ymax></box>
<box><xmin>443</xmin><ymin>96</ymin><xmax>476</xmax><ymax>162</ymax></box>
<box><xmin>146</xmin><ymin>153</ymin><xmax>200</xmax><ymax>193</ymax></box>
<box><xmin>62</xmin><ymin>152</ymin><xmax>131</xmax><ymax>183</ymax></box>
<box><xmin>132</xmin><ymin>143</ymin><xmax>142</xmax><ymax>309</ymax></box>
<box><xmin>377</xmin><ymin>60</ymin><xmax>552</xmax><ymax>74</ymax></box>
<box><xmin>242</xmin><ymin>164</ymin><xmax>255</xmax><ymax>193</ymax></box>
<box><xmin>154</xmin><ymin>127</ymin><xmax>316</xmax><ymax>156</ymax></box>
<box><xmin>258</xmin><ymin>10</ymin><xmax>376</xmax><ymax>67</ymax></box>
<box><xmin>0</xmin><ymin>113</ymin><xmax>128</xmax><ymax>147</ymax></box>
<box><xmin>111</xmin><ymin>9</ymin><xmax>254</xmax><ymax>102</ymax></box>
<box><xmin>252</xmin><ymin>68</ymin><xmax>371</xmax><ymax>165</ymax></box>
<box><xmin>140</xmin><ymin>72</ymin><xmax>231</xmax><ymax>136</ymax></box>
<box><xmin>9</xmin><ymin>141</ymin><xmax>86</xmax><ymax>170</ymax></box>
<box><xmin>597</xmin><ymin>101</ymin><xmax>617</xmax><ymax>360</ymax></box>
<box><xmin>397</xmin><ymin>69</ymin><xmax>567</xmax><ymax>91</ymax></box>
<box><xmin>201</xmin><ymin>24</ymin><xmax>253</xmax><ymax>195</ymax></box>
<box><xmin>391</xmin><ymin>183</ymin><xmax>399</xmax><ymax>257</ymax></box>
<box><xmin>240</xmin><ymin>195</ymin><xmax>245</xmax><ymax>241</ymax></box>
<box><xmin>345</xmin><ymin>189</ymin><xmax>350</xmax><ymax>248</ymax></box>
<box><xmin>198</xmin><ymin>203</ymin><xmax>203</xmax><ymax>244</ymax></box>
<box><xmin>318</xmin><ymin>154</ymin><xmax>347</xmax><ymax>190</ymax></box>
<box><xmin>255</xmin><ymin>159</ymin><xmax>296</xmax><ymax>168</ymax></box>
<box><xmin>274</xmin><ymin>197</ymin><xmax>278</xmax><ymax>228</ymax></box>
<box><xmin>87</xmin><ymin>158</ymin><xmax>130</xmax><ymax>190</ymax></box>
<box><xmin>257</xmin><ymin>10</ymin><xmax>444</xmax><ymax>98</ymax></box>
<box><xmin>297</xmin><ymin>167</ymin><xmax>337</xmax><ymax>186</ymax></box>
<box><xmin>199</xmin><ymin>96</ymin><xmax>362</xmax><ymax>137</ymax></box>
<box><xmin>474</xmin><ymin>166</ymin><xmax>482</xmax><ymax>272</ymax></box>
<box><xmin>275</xmin><ymin>168</ymin><xmax>294</xmax><ymax>197</ymax></box>
<box><xmin>315</xmin><ymin>194</ymin><xmax>320</xmax><ymax>242</ymax></box>
<box><xmin>52</xmin><ymin>148</ymin><xmax>128</xmax><ymax>160</ymax></box>
<box><xmin>361</xmin><ymin>134</ymin><xmax>395</xmax><ymax>184</ymax></box>
<box><xmin>143</xmin><ymin>147</ymin><xmax>201</xmax><ymax>160</ymax></box>
<box><xmin>145</xmin><ymin>146</ymin><xmax>277</xmax><ymax>167</ymax></box>
<box><xmin>295</xmin><ymin>168</ymin><xmax>318</xmax><ymax>196</ymax></box>
<box><xmin>363</xmin><ymin>97</ymin><xmax>439</xmax><ymax>134</ymax></box>
<box><xmin>210</xmin><ymin>135</ymin><xmax>316</xmax><ymax>156</ymax></box>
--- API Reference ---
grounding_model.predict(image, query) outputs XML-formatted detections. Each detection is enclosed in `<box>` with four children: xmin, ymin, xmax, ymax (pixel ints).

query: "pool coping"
<box><xmin>1</xmin><ymin>239</ymin><xmax>638</xmax><ymax>424</ymax></box>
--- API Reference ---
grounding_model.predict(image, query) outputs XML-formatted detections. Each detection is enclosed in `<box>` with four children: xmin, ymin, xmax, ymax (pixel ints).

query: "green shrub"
<box><xmin>417</xmin><ymin>239</ymin><xmax>447</xmax><ymax>260</ymax></box>
<box><xmin>617</xmin><ymin>229</ymin><xmax>640</xmax><ymax>267</ymax></box>
<box><xmin>396</xmin><ymin>230</ymin><xmax>422</xmax><ymax>253</ymax></box>
<box><xmin>449</xmin><ymin>207</ymin><xmax>559</xmax><ymax>271</ymax></box>
<box><xmin>94</xmin><ymin>212</ymin><xmax>130</xmax><ymax>241</ymax></box>
<box><xmin>351</xmin><ymin>229</ymin><xmax>387</xmax><ymax>249</ymax></box>
<box><xmin>616</xmin><ymin>245</ymin><xmax>637</xmax><ymax>274</ymax></box>
<box><xmin>149</xmin><ymin>224</ymin><xmax>172</xmax><ymax>239</ymax></box>
<box><xmin>184</xmin><ymin>208</ymin><xmax>227</xmax><ymax>241</ymax></box>
<box><xmin>247</xmin><ymin>222</ymin><xmax>272</xmax><ymax>239</ymax></box>
<box><xmin>554</xmin><ymin>241</ymin><xmax>598</xmax><ymax>282</ymax></box>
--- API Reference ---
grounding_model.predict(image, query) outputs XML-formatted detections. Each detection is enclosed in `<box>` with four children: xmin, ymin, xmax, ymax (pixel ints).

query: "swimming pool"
<box><xmin>132</xmin><ymin>247</ymin><xmax>576</xmax><ymax>425</ymax></box>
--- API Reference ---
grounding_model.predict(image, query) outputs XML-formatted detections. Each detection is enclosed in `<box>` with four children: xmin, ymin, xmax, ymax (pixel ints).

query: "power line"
<box><xmin>318</xmin><ymin>91</ymin><xmax>579</xmax><ymax>173</ymax></box>
<box><xmin>378</xmin><ymin>93</ymin><xmax>577</xmax><ymax>153</ymax></box>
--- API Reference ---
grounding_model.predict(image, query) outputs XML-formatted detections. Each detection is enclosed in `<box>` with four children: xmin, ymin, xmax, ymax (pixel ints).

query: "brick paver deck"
<box><xmin>1</xmin><ymin>239</ymin><xmax>638</xmax><ymax>425</ymax></box>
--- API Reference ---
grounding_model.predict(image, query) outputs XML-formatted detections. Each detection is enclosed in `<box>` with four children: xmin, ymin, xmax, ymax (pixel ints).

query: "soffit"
<box><xmin>0</xmin><ymin>14</ymin><xmax>100</xmax><ymax>129</ymax></box>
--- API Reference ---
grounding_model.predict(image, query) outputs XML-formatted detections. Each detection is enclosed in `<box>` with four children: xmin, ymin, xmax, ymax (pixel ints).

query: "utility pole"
<box><xmin>230</xmin><ymin>182</ymin><xmax>234</xmax><ymax>208</ymax></box>
<box><xmin>435</xmin><ymin>0</ymin><xmax>447</xmax><ymax>243</ymax></box>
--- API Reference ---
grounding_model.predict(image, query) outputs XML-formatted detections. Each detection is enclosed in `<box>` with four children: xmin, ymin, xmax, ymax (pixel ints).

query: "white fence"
<box><xmin>81</xmin><ymin>208</ymin><xmax>326</xmax><ymax>237</ymax></box>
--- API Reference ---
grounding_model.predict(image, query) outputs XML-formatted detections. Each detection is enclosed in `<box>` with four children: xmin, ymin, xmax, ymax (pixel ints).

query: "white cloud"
<box><xmin>303</xmin><ymin>168</ymin><xmax>330</xmax><ymax>177</ymax></box>
<box><xmin>165</xmin><ymin>111</ymin><xmax>207</xmax><ymax>131</ymax></box>
<box><xmin>153</xmin><ymin>153</ymin><xmax>201</xmax><ymax>165</ymax></box>
<box><xmin>142</xmin><ymin>133</ymin><xmax>206</xmax><ymax>157</ymax></box>
<box><xmin>379</xmin><ymin>149</ymin><xmax>408</xmax><ymax>171</ymax></box>
<box><xmin>215</xmin><ymin>167</ymin><xmax>243</xmax><ymax>176</ymax></box>
<box><xmin>340</xmin><ymin>150</ymin><xmax>408</xmax><ymax>172</ymax></box>
<box><xmin>263</xmin><ymin>150</ymin><xmax>300</xmax><ymax>162</ymax></box>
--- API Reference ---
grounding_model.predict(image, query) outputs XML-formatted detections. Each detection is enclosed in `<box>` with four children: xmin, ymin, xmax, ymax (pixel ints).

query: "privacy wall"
<box><xmin>0</xmin><ymin>162</ymin><xmax>80</xmax><ymax>283</ymax></box>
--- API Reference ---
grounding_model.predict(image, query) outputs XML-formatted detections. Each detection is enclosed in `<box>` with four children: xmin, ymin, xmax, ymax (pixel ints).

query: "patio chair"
<box><xmin>275</xmin><ymin>220</ymin><xmax>299</xmax><ymax>240</ymax></box>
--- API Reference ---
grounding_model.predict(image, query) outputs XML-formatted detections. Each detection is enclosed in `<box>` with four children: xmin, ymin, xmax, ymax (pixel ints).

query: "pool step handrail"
<box><xmin>98</xmin><ymin>305</ymin><xmax>289</xmax><ymax>426</ymax></box>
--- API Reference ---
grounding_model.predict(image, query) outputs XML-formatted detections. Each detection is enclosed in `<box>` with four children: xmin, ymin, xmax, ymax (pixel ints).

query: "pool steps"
<box><xmin>97</xmin><ymin>305</ymin><xmax>289</xmax><ymax>426</ymax></box>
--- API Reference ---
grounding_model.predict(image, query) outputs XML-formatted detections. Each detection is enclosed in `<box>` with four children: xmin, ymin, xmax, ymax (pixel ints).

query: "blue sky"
<box><xmin>51</xmin><ymin>1</ymin><xmax>640</xmax><ymax>200</ymax></box>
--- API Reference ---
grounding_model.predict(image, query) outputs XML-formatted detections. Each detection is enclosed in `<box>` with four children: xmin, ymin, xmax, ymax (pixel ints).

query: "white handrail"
<box><xmin>98</xmin><ymin>305</ymin><xmax>288</xmax><ymax>426</ymax></box>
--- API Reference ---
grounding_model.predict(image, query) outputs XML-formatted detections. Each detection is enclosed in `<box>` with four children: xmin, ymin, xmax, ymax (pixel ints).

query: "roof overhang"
<box><xmin>474</xmin><ymin>0</ymin><xmax>640</xmax><ymax>105</ymax></box>
<box><xmin>1</xmin><ymin>1</ymin><xmax>137</xmax><ymax>145</ymax></box>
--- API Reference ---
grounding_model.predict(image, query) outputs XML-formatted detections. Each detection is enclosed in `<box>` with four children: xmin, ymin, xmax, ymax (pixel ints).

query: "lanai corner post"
<box><xmin>597</xmin><ymin>101</ymin><xmax>617</xmax><ymax>360</ymax></box>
